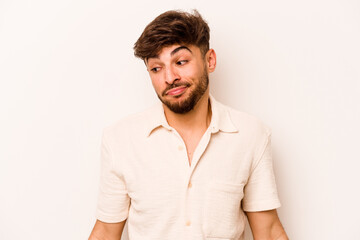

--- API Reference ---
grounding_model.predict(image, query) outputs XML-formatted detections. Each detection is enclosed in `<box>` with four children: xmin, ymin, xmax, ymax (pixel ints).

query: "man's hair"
<box><xmin>133</xmin><ymin>10</ymin><xmax>210</xmax><ymax>60</ymax></box>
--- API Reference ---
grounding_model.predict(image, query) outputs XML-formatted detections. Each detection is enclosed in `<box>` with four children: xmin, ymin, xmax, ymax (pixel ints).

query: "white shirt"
<box><xmin>96</xmin><ymin>95</ymin><xmax>281</xmax><ymax>240</ymax></box>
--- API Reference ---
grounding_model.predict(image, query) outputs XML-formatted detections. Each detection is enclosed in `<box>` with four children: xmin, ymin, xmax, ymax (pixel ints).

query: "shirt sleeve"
<box><xmin>242</xmin><ymin>133</ymin><xmax>281</xmax><ymax>212</ymax></box>
<box><xmin>95</xmin><ymin>130</ymin><xmax>130</xmax><ymax>223</ymax></box>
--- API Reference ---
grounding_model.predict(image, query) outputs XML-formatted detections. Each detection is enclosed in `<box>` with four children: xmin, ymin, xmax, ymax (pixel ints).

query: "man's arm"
<box><xmin>246</xmin><ymin>209</ymin><xmax>288</xmax><ymax>240</ymax></box>
<box><xmin>89</xmin><ymin>219</ymin><xmax>126</xmax><ymax>240</ymax></box>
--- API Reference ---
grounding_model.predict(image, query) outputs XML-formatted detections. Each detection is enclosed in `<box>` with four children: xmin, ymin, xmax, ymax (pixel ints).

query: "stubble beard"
<box><xmin>157</xmin><ymin>70</ymin><xmax>209</xmax><ymax>114</ymax></box>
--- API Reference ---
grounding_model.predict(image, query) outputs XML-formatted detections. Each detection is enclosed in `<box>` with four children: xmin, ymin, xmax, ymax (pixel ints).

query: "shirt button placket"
<box><xmin>185</xmin><ymin>179</ymin><xmax>193</xmax><ymax>228</ymax></box>
<box><xmin>176</xmin><ymin>137</ymin><xmax>193</xmax><ymax>229</ymax></box>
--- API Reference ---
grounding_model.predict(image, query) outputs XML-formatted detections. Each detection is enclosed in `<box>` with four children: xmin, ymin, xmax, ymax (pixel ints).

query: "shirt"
<box><xmin>96</xmin><ymin>95</ymin><xmax>281</xmax><ymax>240</ymax></box>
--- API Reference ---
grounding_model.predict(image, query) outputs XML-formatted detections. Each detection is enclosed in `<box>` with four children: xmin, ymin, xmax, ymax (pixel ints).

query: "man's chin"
<box><xmin>167</xmin><ymin>105</ymin><xmax>194</xmax><ymax>114</ymax></box>
<box><xmin>163</xmin><ymin>99</ymin><xmax>196</xmax><ymax>114</ymax></box>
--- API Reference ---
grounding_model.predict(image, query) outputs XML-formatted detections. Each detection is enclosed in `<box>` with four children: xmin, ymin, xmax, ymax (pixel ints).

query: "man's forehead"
<box><xmin>148</xmin><ymin>44</ymin><xmax>194</xmax><ymax>61</ymax></box>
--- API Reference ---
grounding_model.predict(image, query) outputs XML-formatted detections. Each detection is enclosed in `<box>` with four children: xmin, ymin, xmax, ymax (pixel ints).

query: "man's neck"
<box><xmin>163</xmin><ymin>90</ymin><xmax>212</xmax><ymax>135</ymax></box>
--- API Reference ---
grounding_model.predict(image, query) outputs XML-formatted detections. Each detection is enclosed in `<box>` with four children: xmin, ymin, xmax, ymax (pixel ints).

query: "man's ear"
<box><xmin>206</xmin><ymin>49</ymin><xmax>217</xmax><ymax>73</ymax></box>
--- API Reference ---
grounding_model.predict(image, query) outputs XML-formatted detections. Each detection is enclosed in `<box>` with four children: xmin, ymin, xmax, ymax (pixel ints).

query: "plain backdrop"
<box><xmin>1</xmin><ymin>0</ymin><xmax>359</xmax><ymax>239</ymax></box>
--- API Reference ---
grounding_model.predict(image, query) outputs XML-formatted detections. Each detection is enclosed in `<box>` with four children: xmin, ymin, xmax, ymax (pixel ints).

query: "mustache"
<box><xmin>162</xmin><ymin>82</ymin><xmax>191</xmax><ymax>96</ymax></box>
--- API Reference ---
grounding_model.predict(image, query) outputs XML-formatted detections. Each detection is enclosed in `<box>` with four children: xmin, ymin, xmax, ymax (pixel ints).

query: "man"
<box><xmin>89</xmin><ymin>10</ymin><xmax>288</xmax><ymax>240</ymax></box>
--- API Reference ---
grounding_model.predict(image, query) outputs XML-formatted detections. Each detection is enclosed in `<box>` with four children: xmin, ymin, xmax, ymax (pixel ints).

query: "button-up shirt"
<box><xmin>96</xmin><ymin>95</ymin><xmax>281</xmax><ymax>240</ymax></box>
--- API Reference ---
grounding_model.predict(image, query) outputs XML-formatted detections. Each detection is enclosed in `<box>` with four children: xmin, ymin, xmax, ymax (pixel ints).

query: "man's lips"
<box><xmin>165</xmin><ymin>86</ymin><xmax>188</xmax><ymax>96</ymax></box>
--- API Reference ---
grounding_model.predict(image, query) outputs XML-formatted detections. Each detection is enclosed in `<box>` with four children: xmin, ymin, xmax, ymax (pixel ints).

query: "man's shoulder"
<box><xmin>102</xmin><ymin>104</ymin><xmax>158</xmax><ymax>140</ymax></box>
<box><xmin>217</xmin><ymin>101</ymin><xmax>271</xmax><ymax>137</ymax></box>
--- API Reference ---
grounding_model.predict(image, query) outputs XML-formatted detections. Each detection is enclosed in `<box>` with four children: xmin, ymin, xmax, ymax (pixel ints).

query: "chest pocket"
<box><xmin>203</xmin><ymin>181</ymin><xmax>245</xmax><ymax>239</ymax></box>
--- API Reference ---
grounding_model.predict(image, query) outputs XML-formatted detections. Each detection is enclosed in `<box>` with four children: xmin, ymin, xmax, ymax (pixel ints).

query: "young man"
<box><xmin>89</xmin><ymin>10</ymin><xmax>288</xmax><ymax>240</ymax></box>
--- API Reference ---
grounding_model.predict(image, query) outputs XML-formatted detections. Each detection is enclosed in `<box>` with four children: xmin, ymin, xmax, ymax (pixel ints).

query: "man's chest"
<box><xmin>113</xmin><ymin>130</ymin><xmax>254</xmax><ymax>201</ymax></box>
<box><xmin>110</xmin><ymin>129</ymin><xmax>257</xmax><ymax>238</ymax></box>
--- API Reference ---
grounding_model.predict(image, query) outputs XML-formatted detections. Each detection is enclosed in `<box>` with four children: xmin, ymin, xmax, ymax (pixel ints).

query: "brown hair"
<box><xmin>133</xmin><ymin>10</ymin><xmax>210</xmax><ymax>60</ymax></box>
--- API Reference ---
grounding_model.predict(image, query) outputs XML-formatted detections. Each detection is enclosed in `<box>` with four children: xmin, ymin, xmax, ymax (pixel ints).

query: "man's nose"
<box><xmin>165</xmin><ymin>66</ymin><xmax>180</xmax><ymax>84</ymax></box>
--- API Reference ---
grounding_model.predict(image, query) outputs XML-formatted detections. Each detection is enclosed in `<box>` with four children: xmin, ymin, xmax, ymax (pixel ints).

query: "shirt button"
<box><xmin>188</xmin><ymin>182</ymin><xmax>192</xmax><ymax>188</ymax></box>
<box><xmin>178</xmin><ymin>145</ymin><xmax>184</xmax><ymax>151</ymax></box>
<box><xmin>185</xmin><ymin>220</ymin><xmax>191</xmax><ymax>226</ymax></box>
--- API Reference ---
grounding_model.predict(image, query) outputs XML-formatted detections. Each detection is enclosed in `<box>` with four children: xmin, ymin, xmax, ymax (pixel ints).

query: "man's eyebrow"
<box><xmin>146</xmin><ymin>46</ymin><xmax>192</xmax><ymax>63</ymax></box>
<box><xmin>170</xmin><ymin>46</ymin><xmax>192</xmax><ymax>56</ymax></box>
<box><xmin>146</xmin><ymin>56</ymin><xmax>159</xmax><ymax>62</ymax></box>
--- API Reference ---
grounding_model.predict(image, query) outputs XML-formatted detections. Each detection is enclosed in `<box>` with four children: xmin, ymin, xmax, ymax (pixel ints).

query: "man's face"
<box><xmin>146</xmin><ymin>44</ymin><xmax>211</xmax><ymax>114</ymax></box>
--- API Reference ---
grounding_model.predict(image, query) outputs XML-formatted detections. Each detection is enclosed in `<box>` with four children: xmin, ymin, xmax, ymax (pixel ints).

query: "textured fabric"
<box><xmin>96</xmin><ymin>95</ymin><xmax>281</xmax><ymax>240</ymax></box>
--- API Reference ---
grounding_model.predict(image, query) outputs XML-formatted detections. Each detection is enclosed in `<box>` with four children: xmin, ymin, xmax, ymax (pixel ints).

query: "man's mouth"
<box><xmin>165</xmin><ymin>86</ymin><xmax>188</xmax><ymax>96</ymax></box>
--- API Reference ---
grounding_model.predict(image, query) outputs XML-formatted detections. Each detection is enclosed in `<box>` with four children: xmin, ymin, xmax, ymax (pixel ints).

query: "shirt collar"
<box><xmin>145</xmin><ymin>94</ymin><xmax>238</xmax><ymax>137</ymax></box>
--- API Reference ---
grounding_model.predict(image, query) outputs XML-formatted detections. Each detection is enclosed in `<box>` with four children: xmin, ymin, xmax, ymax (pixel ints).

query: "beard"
<box><xmin>157</xmin><ymin>69</ymin><xmax>209</xmax><ymax>114</ymax></box>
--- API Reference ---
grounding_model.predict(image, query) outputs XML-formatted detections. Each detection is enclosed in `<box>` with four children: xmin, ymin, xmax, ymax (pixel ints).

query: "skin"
<box><xmin>147</xmin><ymin>45</ymin><xmax>210</xmax><ymax>115</ymax></box>
<box><xmin>89</xmin><ymin>220</ymin><xmax>126</xmax><ymax>240</ymax></box>
<box><xmin>88</xmin><ymin>44</ymin><xmax>288</xmax><ymax>240</ymax></box>
<box><xmin>145</xmin><ymin>44</ymin><xmax>215</xmax><ymax>164</ymax></box>
<box><xmin>247</xmin><ymin>210</ymin><xmax>289</xmax><ymax>240</ymax></box>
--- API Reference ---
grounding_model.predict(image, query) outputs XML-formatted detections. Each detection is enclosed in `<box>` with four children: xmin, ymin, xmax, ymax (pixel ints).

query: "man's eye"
<box><xmin>177</xmin><ymin>60</ymin><xmax>188</xmax><ymax>65</ymax></box>
<box><xmin>151</xmin><ymin>67</ymin><xmax>160</xmax><ymax>72</ymax></box>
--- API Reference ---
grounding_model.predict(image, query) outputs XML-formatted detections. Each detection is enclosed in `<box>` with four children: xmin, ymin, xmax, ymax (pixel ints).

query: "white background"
<box><xmin>1</xmin><ymin>0</ymin><xmax>359</xmax><ymax>239</ymax></box>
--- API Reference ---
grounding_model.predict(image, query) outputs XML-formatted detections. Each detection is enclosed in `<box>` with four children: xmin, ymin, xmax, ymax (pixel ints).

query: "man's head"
<box><xmin>134</xmin><ymin>10</ymin><xmax>216</xmax><ymax>114</ymax></box>
<box><xmin>134</xmin><ymin>10</ymin><xmax>210</xmax><ymax>61</ymax></box>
